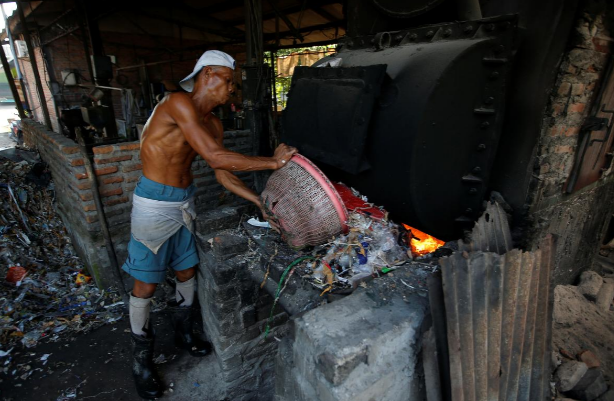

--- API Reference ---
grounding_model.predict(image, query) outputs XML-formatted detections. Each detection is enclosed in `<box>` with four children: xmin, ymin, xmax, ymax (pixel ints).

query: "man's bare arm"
<box><xmin>208</xmin><ymin>117</ymin><xmax>259</xmax><ymax>205</ymax></box>
<box><xmin>208</xmin><ymin>116</ymin><xmax>281</xmax><ymax>231</ymax></box>
<box><xmin>169</xmin><ymin>94</ymin><xmax>295</xmax><ymax>171</ymax></box>
<box><xmin>214</xmin><ymin>170</ymin><xmax>259</xmax><ymax>204</ymax></box>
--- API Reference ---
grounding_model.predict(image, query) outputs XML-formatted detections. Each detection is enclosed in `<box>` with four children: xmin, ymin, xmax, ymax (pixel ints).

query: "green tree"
<box><xmin>265</xmin><ymin>45</ymin><xmax>336</xmax><ymax>110</ymax></box>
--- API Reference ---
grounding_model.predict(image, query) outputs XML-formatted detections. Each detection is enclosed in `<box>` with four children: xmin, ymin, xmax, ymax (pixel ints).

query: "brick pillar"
<box><xmin>197</xmin><ymin>232</ymin><xmax>288</xmax><ymax>401</ymax></box>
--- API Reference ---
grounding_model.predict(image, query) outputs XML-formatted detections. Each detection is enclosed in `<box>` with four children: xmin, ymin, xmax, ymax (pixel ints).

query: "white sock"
<box><xmin>130</xmin><ymin>293</ymin><xmax>151</xmax><ymax>336</ymax></box>
<box><xmin>175</xmin><ymin>276</ymin><xmax>195</xmax><ymax>307</ymax></box>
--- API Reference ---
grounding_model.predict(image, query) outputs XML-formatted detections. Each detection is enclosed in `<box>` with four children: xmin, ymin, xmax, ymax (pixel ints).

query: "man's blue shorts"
<box><xmin>121</xmin><ymin>176</ymin><xmax>200</xmax><ymax>284</ymax></box>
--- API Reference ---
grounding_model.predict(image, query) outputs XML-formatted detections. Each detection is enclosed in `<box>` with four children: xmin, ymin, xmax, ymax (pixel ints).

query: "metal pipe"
<box><xmin>17</xmin><ymin>0</ymin><xmax>52</xmax><ymax>129</ymax></box>
<box><xmin>116</xmin><ymin>58</ymin><xmax>177</xmax><ymax>71</ymax></box>
<box><xmin>0</xmin><ymin>37</ymin><xmax>25</xmax><ymax>118</ymax></box>
<box><xmin>457</xmin><ymin>0</ymin><xmax>482</xmax><ymax>21</ymax></box>
<box><xmin>76</xmin><ymin>1</ymin><xmax>95</xmax><ymax>85</ymax></box>
<box><xmin>78</xmin><ymin>84</ymin><xmax>124</xmax><ymax>92</ymax></box>
<box><xmin>244</xmin><ymin>0</ymin><xmax>254</xmax><ymax>65</ymax></box>
<box><xmin>271</xmin><ymin>51</ymin><xmax>278</xmax><ymax>114</ymax></box>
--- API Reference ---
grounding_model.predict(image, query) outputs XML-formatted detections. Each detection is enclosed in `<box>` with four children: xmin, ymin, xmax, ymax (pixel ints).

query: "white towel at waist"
<box><xmin>131</xmin><ymin>194</ymin><xmax>196</xmax><ymax>254</ymax></box>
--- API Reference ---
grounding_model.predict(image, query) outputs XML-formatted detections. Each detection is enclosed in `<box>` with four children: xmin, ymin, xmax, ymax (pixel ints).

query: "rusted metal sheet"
<box><xmin>439</xmin><ymin>235</ymin><xmax>555</xmax><ymax>401</ymax></box>
<box><xmin>458</xmin><ymin>201</ymin><xmax>513</xmax><ymax>255</ymax></box>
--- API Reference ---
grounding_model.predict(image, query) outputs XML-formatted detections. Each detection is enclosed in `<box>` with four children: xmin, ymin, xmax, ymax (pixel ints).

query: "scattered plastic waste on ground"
<box><xmin>0</xmin><ymin>150</ymin><xmax>124</xmax><ymax>353</ymax></box>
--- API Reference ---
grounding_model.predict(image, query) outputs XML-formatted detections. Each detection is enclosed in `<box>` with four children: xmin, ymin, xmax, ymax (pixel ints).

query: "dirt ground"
<box><xmin>0</xmin><ymin>306</ymin><xmax>226</xmax><ymax>401</ymax></box>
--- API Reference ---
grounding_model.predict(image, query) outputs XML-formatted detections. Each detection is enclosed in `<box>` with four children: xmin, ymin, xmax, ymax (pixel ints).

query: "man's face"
<box><xmin>203</xmin><ymin>66</ymin><xmax>235</xmax><ymax>105</ymax></box>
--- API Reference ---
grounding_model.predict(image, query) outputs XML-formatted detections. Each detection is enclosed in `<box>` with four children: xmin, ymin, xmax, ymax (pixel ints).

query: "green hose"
<box><xmin>264</xmin><ymin>256</ymin><xmax>317</xmax><ymax>338</ymax></box>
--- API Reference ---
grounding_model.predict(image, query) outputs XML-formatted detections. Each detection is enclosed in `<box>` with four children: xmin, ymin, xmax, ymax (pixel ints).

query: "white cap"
<box><xmin>179</xmin><ymin>50</ymin><xmax>236</xmax><ymax>92</ymax></box>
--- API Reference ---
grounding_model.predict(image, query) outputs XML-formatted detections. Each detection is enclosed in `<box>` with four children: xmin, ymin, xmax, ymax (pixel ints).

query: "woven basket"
<box><xmin>260</xmin><ymin>154</ymin><xmax>348</xmax><ymax>249</ymax></box>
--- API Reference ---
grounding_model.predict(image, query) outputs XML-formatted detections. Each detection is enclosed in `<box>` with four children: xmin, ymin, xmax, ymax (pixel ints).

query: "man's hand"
<box><xmin>273</xmin><ymin>143</ymin><xmax>298</xmax><ymax>169</ymax></box>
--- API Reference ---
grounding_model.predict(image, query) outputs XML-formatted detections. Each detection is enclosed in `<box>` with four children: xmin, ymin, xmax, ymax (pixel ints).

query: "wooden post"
<box><xmin>0</xmin><ymin>41</ymin><xmax>25</xmax><ymax>118</ymax></box>
<box><xmin>17</xmin><ymin>1</ymin><xmax>52</xmax><ymax>129</ymax></box>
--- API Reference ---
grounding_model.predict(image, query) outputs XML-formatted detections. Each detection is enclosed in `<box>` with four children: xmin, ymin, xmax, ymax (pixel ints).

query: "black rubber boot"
<box><xmin>131</xmin><ymin>331</ymin><xmax>163</xmax><ymax>400</ymax></box>
<box><xmin>169</xmin><ymin>303</ymin><xmax>212</xmax><ymax>357</ymax></box>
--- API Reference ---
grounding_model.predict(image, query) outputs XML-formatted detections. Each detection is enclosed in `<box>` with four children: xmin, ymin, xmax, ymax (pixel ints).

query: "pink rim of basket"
<box><xmin>289</xmin><ymin>154</ymin><xmax>349</xmax><ymax>233</ymax></box>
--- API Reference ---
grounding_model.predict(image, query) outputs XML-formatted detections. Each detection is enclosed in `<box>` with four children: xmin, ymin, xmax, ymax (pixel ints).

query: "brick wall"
<box><xmin>197</xmin><ymin>232</ymin><xmax>288</xmax><ymax>401</ymax></box>
<box><xmin>22</xmin><ymin>118</ymin><xmax>255</xmax><ymax>286</ymax></box>
<box><xmin>527</xmin><ymin>0</ymin><xmax>614</xmax><ymax>284</ymax></box>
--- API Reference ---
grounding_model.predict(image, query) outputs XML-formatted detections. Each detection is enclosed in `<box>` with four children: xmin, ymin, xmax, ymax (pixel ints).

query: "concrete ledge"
<box><xmin>278</xmin><ymin>290</ymin><xmax>428</xmax><ymax>401</ymax></box>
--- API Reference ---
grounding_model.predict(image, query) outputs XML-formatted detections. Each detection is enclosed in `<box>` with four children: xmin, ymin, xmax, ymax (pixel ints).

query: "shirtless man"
<box><xmin>123</xmin><ymin>50</ymin><xmax>296</xmax><ymax>399</ymax></box>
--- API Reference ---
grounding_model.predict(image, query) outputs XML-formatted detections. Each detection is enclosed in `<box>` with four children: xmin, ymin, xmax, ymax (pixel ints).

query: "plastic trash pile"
<box><xmin>0</xmin><ymin>151</ymin><xmax>124</xmax><ymax>351</ymax></box>
<box><xmin>300</xmin><ymin>210</ymin><xmax>411</xmax><ymax>294</ymax></box>
<box><xmin>276</xmin><ymin>183</ymin><xmax>436</xmax><ymax>295</ymax></box>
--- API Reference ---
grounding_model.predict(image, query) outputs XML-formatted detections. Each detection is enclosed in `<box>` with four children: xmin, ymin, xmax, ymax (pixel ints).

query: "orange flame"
<box><xmin>402</xmin><ymin>224</ymin><xmax>445</xmax><ymax>257</ymax></box>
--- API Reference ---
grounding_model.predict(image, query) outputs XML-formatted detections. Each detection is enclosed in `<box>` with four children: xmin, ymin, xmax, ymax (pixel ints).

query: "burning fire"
<box><xmin>402</xmin><ymin>224</ymin><xmax>445</xmax><ymax>257</ymax></box>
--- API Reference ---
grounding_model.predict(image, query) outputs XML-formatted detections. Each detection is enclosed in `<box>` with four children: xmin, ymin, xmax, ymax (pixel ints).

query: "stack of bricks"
<box><xmin>22</xmin><ymin>118</ymin><xmax>256</xmax><ymax>286</ymax></box>
<box><xmin>527</xmin><ymin>0</ymin><xmax>614</xmax><ymax>285</ymax></box>
<box><xmin>197</xmin><ymin>232</ymin><xmax>288</xmax><ymax>401</ymax></box>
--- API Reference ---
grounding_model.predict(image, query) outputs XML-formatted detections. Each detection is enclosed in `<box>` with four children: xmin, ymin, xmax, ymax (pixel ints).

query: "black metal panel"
<box><xmin>282</xmin><ymin>65</ymin><xmax>387</xmax><ymax>174</ymax></box>
<box><xmin>282</xmin><ymin>16</ymin><xmax>517</xmax><ymax>240</ymax></box>
<box><xmin>483</xmin><ymin>0</ymin><xmax>581</xmax><ymax>218</ymax></box>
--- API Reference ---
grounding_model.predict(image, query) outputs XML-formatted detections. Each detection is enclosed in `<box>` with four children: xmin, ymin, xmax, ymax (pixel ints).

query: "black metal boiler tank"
<box><xmin>281</xmin><ymin>16</ymin><xmax>517</xmax><ymax>240</ymax></box>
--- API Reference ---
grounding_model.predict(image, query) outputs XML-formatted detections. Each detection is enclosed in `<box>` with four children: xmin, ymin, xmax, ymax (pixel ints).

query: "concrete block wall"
<box><xmin>22</xmin><ymin>119</ymin><xmax>255</xmax><ymax>286</ymax></box>
<box><xmin>197</xmin><ymin>232</ymin><xmax>288</xmax><ymax>401</ymax></box>
<box><xmin>527</xmin><ymin>1</ymin><xmax>614</xmax><ymax>284</ymax></box>
<box><xmin>275</xmin><ymin>290</ymin><xmax>428</xmax><ymax>401</ymax></box>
